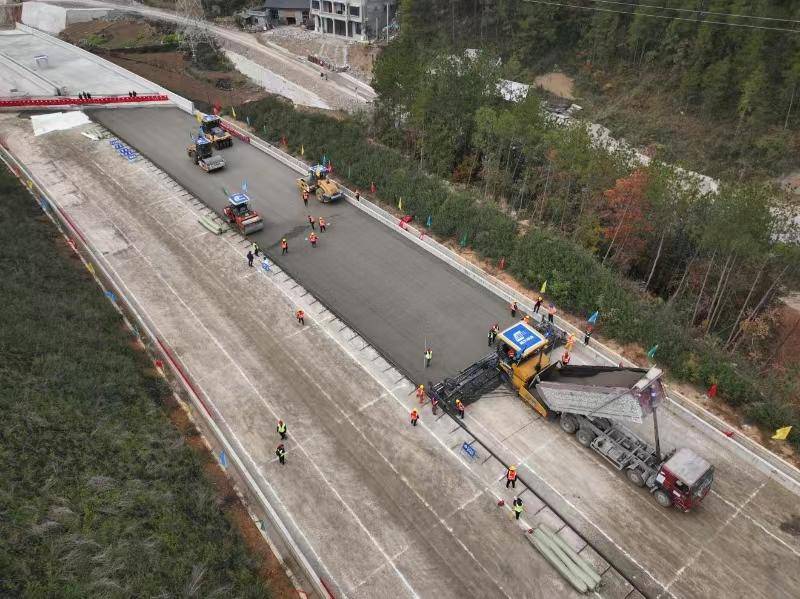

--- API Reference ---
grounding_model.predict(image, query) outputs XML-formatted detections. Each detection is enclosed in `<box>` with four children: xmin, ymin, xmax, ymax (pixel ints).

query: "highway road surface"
<box><xmin>90</xmin><ymin>107</ymin><xmax>800</xmax><ymax>598</ymax></box>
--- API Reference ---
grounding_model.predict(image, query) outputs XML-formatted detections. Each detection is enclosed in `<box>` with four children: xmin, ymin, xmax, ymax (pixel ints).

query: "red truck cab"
<box><xmin>654</xmin><ymin>447</ymin><xmax>715</xmax><ymax>512</ymax></box>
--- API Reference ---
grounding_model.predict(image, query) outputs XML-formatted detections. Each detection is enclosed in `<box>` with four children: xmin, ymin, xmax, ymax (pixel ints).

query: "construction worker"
<box><xmin>506</xmin><ymin>465</ymin><xmax>517</xmax><ymax>488</ymax></box>
<box><xmin>547</xmin><ymin>304</ymin><xmax>557</xmax><ymax>323</ymax></box>
<box><xmin>355</xmin><ymin>189</ymin><xmax>361</xmax><ymax>202</ymax></box>
<box><xmin>488</xmin><ymin>326</ymin><xmax>495</xmax><ymax>346</ymax></box>
<box><xmin>296</xmin><ymin>309</ymin><xmax>305</xmax><ymax>325</ymax></box>
<box><xmin>410</xmin><ymin>408</ymin><xmax>419</xmax><ymax>426</ymax></box>
<box><xmin>455</xmin><ymin>399</ymin><xmax>465</xmax><ymax>419</ymax></box>
<box><xmin>416</xmin><ymin>384</ymin><xmax>425</xmax><ymax>404</ymax></box>
<box><xmin>280</xmin><ymin>238</ymin><xmax>288</xmax><ymax>255</ymax></box>
<box><xmin>319</xmin><ymin>216</ymin><xmax>327</xmax><ymax>232</ymax></box>
<box><xmin>523</xmin><ymin>314</ymin><xmax>532</xmax><ymax>324</ymax></box>
<box><xmin>252</xmin><ymin>242</ymin><xmax>260</xmax><ymax>257</ymax></box>
<box><xmin>510</xmin><ymin>300</ymin><xmax>518</xmax><ymax>318</ymax></box>
<box><xmin>534</xmin><ymin>296</ymin><xmax>543</xmax><ymax>313</ymax></box>
<box><xmin>276</xmin><ymin>443</ymin><xmax>286</xmax><ymax>465</ymax></box>
<box><xmin>561</xmin><ymin>350</ymin><xmax>571</xmax><ymax>365</ymax></box>
<box><xmin>309</xmin><ymin>232</ymin><xmax>318</xmax><ymax>248</ymax></box>
<box><xmin>424</xmin><ymin>347</ymin><xmax>433</xmax><ymax>368</ymax></box>
<box><xmin>565</xmin><ymin>333</ymin><xmax>575</xmax><ymax>352</ymax></box>
<box><xmin>302</xmin><ymin>190</ymin><xmax>309</xmax><ymax>207</ymax></box>
<box><xmin>584</xmin><ymin>324</ymin><xmax>594</xmax><ymax>345</ymax></box>
<box><xmin>308</xmin><ymin>214</ymin><xmax>316</xmax><ymax>230</ymax></box>
<box><xmin>430</xmin><ymin>395</ymin><xmax>439</xmax><ymax>415</ymax></box>
<box><xmin>513</xmin><ymin>497</ymin><xmax>524</xmax><ymax>520</ymax></box>
<box><xmin>277</xmin><ymin>419</ymin><xmax>287</xmax><ymax>440</ymax></box>
<box><xmin>247</xmin><ymin>250</ymin><xmax>254</xmax><ymax>267</ymax></box>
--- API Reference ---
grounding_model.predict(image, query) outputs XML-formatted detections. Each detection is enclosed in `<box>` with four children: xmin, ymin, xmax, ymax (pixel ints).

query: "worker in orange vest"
<box><xmin>416</xmin><ymin>384</ymin><xmax>425</xmax><ymax>403</ymax></box>
<box><xmin>309</xmin><ymin>232</ymin><xmax>318</xmax><ymax>248</ymax></box>
<box><xmin>280</xmin><ymin>238</ymin><xmax>288</xmax><ymax>255</ymax></box>
<box><xmin>295</xmin><ymin>309</ymin><xmax>305</xmax><ymax>325</ymax></box>
<box><xmin>410</xmin><ymin>408</ymin><xmax>419</xmax><ymax>426</ymax></box>
<box><xmin>455</xmin><ymin>399</ymin><xmax>465</xmax><ymax>419</ymax></box>
<box><xmin>319</xmin><ymin>216</ymin><xmax>327</xmax><ymax>232</ymax></box>
<box><xmin>561</xmin><ymin>350</ymin><xmax>571</xmax><ymax>365</ymax></box>
<box><xmin>506</xmin><ymin>465</ymin><xmax>517</xmax><ymax>489</ymax></box>
<box><xmin>302</xmin><ymin>190</ymin><xmax>309</xmax><ymax>207</ymax></box>
<box><xmin>565</xmin><ymin>333</ymin><xmax>575</xmax><ymax>352</ymax></box>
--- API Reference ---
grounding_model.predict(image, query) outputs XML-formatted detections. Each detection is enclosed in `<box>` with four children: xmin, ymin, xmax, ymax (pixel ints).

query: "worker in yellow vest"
<box><xmin>277</xmin><ymin>419</ymin><xmax>287</xmax><ymax>440</ymax></box>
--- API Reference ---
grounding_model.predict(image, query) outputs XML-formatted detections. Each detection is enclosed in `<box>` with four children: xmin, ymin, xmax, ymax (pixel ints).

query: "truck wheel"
<box><xmin>654</xmin><ymin>489</ymin><xmax>672</xmax><ymax>508</ymax></box>
<box><xmin>576</xmin><ymin>428</ymin><xmax>595</xmax><ymax>447</ymax></box>
<box><xmin>626</xmin><ymin>469</ymin><xmax>645</xmax><ymax>487</ymax></box>
<box><xmin>560</xmin><ymin>414</ymin><xmax>578</xmax><ymax>435</ymax></box>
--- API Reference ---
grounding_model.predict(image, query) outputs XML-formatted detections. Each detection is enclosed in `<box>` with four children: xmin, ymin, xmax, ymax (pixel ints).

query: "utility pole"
<box><xmin>175</xmin><ymin>0</ymin><xmax>214</xmax><ymax>62</ymax></box>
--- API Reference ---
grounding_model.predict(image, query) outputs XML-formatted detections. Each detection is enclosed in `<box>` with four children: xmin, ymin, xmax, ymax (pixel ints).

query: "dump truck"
<box><xmin>296</xmin><ymin>164</ymin><xmax>343</xmax><ymax>203</ymax></box>
<box><xmin>199</xmin><ymin>114</ymin><xmax>233</xmax><ymax>149</ymax></box>
<box><xmin>187</xmin><ymin>135</ymin><xmax>225</xmax><ymax>173</ymax></box>
<box><xmin>223</xmin><ymin>192</ymin><xmax>264</xmax><ymax>234</ymax></box>
<box><xmin>430</xmin><ymin>320</ymin><xmax>714</xmax><ymax>512</ymax></box>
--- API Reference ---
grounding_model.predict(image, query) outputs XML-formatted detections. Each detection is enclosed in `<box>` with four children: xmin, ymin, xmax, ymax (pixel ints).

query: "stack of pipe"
<box><xmin>530</xmin><ymin>526</ymin><xmax>602</xmax><ymax>594</ymax></box>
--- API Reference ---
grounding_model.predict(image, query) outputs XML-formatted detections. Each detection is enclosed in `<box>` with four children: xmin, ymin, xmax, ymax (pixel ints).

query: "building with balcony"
<box><xmin>310</xmin><ymin>0</ymin><xmax>395</xmax><ymax>41</ymax></box>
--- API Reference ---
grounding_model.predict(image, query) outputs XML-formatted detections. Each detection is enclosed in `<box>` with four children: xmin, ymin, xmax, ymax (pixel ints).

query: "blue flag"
<box><xmin>588</xmin><ymin>311</ymin><xmax>599</xmax><ymax>324</ymax></box>
<box><xmin>242</xmin><ymin>180</ymin><xmax>248</xmax><ymax>192</ymax></box>
<box><xmin>246</xmin><ymin>115</ymin><xmax>251</xmax><ymax>126</ymax></box>
<box><xmin>104</xmin><ymin>290</ymin><xmax>117</xmax><ymax>302</ymax></box>
<box><xmin>219</xmin><ymin>450</ymin><xmax>228</xmax><ymax>468</ymax></box>
<box><xmin>426</xmin><ymin>215</ymin><xmax>432</xmax><ymax>227</ymax></box>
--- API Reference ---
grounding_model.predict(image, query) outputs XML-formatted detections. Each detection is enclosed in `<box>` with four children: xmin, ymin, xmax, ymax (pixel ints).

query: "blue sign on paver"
<box><xmin>229</xmin><ymin>192</ymin><xmax>250</xmax><ymax>205</ymax></box>
<box><xmin>503</xmin><ymin>323</ymin><xmax>545</xmax><ymax>354</ymax></box>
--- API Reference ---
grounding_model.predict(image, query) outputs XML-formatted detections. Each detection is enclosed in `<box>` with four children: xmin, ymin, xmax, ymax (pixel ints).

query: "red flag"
<box><xmin>707</xmin><ymin>383</ymin><xmax>718</xmax><ymax>398</ymax></box>
<box><xmin>370</xmin><ymin>181</ymin><xmax>376</xmax><ymax>193</ymax></box>
<box><xmin>328</xmin><ymin>161</ymin><xmax>334</xmax><ymax>173</ymax></box>
<box><xmin>499</xmin><ymin>257</ymin><xmax>506</xmax><ymax>269</ymax></box>
<box><xmin>212</xmin><ymin>101</ymin><xmax>221</xmax><ymax>115</ymax></box>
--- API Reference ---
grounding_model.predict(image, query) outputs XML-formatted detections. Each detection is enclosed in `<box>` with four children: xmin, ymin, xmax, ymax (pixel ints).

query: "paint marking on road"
<box><xmin>709</xmin><ymin>488</ymin><xmax>800</xmax><ymax>558</ymax></box>
<box><xmin>659</xmin><ymin>479</ymin><xmax>769</xmax><ymax>597</ymax></box>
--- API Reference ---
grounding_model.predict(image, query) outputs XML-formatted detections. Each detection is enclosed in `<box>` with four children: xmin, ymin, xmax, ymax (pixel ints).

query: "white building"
<box><xmin>310</xmin><ymin>0</ymin><xmax>396</xmax><ymax>41</ymax></box>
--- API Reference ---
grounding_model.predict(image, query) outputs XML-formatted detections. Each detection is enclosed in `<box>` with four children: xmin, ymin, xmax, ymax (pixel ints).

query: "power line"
<box><xmin>587</xmin><ymin>0</ymin><xmax>800</xmax><ymax>25</ymax></box>
<box><xmin>519</xmin><ymin>0</ymin><xmax>800</xmax><ymax>33</ymax></box>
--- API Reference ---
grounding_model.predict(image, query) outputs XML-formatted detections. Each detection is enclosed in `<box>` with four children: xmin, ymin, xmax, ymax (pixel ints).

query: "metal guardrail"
<box><xmin>0</xmin><ymin>143</ymin><xmax>331</xmax><ymax>599</ymax></box>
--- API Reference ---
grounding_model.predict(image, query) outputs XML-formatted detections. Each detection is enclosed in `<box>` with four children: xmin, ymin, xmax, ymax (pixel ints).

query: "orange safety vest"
<box><xmin>296</xmin><ymin>310</ymin><xmax>304</xmax><ymax>318</ymax></box>
<box><xmin>507</xmin><ymin>469</ymin><xmax>517</xmax><ymax>481</ymax></box>
<box><xmin>319</xmin><ymin>217</ymin><xmax>325</xmax><ymax>225</ymax></box>
<box><xmin>548</xmin><ymin>306</ymin><xmax>556</xmax><ymax>315</ymax></box>
<box><xmin>281</xmin><ymin>240</ymin><xmax>288</xmax><ymax>249</ymax></box>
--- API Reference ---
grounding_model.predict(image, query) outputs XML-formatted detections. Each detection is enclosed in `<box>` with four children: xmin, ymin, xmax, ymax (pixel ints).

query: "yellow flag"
<box><xmin>300</xmin><ymin>145</ymin><xmax>304</xmax><ymax>156</ymax></box>
<box><xmin>540</xmin><ymin>280</ymin><xmax>547</xmax><ymax>294</ymax></box>
<box><xmin>398</xmin><ymin>198</ymin><xmax>403</xmax><ymax>211</ymax></box>
<box><xmin>231</xmin><ymin>106</ymin><xmax>237</xmax><ymax>119</ymax></box>
<box><xmin>86</xmin><ymin>263</ymin><xmax>95</xmax><ymax>275</ymax></box>
<box><xmin>194</xmin><ymin>111</ymin><xmax>202</xmax><ymax>123</ymax></box>
<box><xmin>772</xmin><ymin>426</ymin><xmax>792</xmax><ymax>440</ymax></box>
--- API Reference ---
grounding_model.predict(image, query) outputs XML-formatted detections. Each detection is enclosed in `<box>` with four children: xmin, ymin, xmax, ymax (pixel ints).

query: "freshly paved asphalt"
<box><xmin>92</xmin><ymin>107</ymin><xmax>509</xmax><ymax>384</ymax></box>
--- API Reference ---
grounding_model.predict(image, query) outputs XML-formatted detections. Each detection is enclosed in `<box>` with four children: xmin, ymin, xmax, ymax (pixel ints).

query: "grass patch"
<box><xmin>0</xmin><ymin>166</ymin><xmax>268</xmax><ymax>596</ymax></box>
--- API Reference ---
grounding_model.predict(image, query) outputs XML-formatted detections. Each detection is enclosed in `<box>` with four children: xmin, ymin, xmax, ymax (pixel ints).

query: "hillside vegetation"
<box><xmin>392</xmin><ymin>0</ymin><xmax>800</xmax><ymax>180</ymax></box>
<box><xmin>0</xmin><ymin>167</ymin><xmax>268</xmax><ymax>597</ymax></box>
